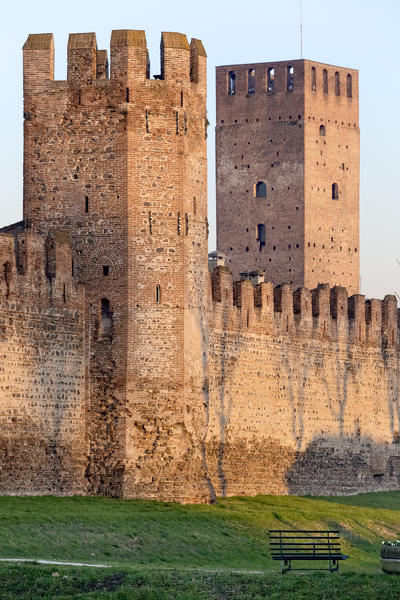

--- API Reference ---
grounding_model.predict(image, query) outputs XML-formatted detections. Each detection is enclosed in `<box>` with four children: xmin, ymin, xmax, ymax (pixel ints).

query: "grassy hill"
<box><xmin>0</xmin><ymin>492</ymin><xmax>400</xmax><ymax>598</ymax></box>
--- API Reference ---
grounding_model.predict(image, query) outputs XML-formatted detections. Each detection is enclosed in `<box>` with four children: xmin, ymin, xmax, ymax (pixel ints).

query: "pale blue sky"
<box><xmin>1</xmin><ymin>0</ymin><xmax>398</xmax><ymax>299</ymax></box>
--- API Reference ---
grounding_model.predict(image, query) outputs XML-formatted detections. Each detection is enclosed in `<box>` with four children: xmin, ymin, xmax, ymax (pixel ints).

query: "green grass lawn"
<box><xmin>0</xmin><ymin>491</ymin><xmax>399</xmax><ymax>598</ymax></box>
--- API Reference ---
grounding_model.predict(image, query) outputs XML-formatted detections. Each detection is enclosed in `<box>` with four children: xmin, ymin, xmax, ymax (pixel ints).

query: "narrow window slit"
<box><xmin>228</xmin><ymin>71</ymin><xmax>236</xmax><ymax>95</ymax></box>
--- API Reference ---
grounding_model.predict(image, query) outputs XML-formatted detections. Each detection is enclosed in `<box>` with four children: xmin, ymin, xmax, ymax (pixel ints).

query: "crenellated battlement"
<box><xmin>23</xmin><ymin>30</ymin><xmax>206</xmax><ymax>89</ymax></box>
<box><xmin>0</xmin><ymin>230</ymin><xmax>83</xmax><ymax>309</ymax></box>
<box><xmin>210</xmin><ymin>266</ymin><xmax>399</xmax><ymax>349</ymax></box>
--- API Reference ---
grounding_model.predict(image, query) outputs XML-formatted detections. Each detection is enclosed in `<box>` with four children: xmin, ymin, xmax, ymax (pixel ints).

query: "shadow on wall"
<box><xmin>286</xmin><ymin>434</ymin><xmax>400</xmax><ymax>496</ymax></box>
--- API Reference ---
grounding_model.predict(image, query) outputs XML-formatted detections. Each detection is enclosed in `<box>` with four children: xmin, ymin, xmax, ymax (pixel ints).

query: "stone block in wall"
<box><xmin>382</xmin><ymin>295</ymin><xmax>397</xmax><ymax>348</ymax></box>
<box><xmin>211</xmin><ymin>266</ymin><xmax>233</xmax><ymax>305</ymax></box>
<box><xmin>312</xmin><ymin>283</ymin><xmax>330</xmax><ymax>337</ymax></box>
<box><xmin>330</xmin><ymin>286</ymin><xmax>348</xmax><ymax>340</ymax></box>
<box><xmin>348</xmin><ymin>294</ymin><xmax>366</xmax><ymax>343</ymax></box>
<box><xmin>366</xmin><ymin>299</ymin><xmax>382</xmax><ymax>345</ymax></box>
<box><xmin>293</xmin><ymin>287</ymin><xmax>312</xmax><ymax>334</ymax></box>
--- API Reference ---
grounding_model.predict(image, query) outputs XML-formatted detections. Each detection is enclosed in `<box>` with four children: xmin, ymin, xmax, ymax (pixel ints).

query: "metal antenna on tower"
<box><xmin>300</xmin><ymin>0</ymin><xmax>303</xmax><ymax>59</ymax></box>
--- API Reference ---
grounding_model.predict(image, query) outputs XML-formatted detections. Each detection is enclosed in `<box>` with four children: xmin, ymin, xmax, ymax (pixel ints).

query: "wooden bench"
<box><xmin>269</xmin><ymin>530</ymin><xmax>349</xmax><ymax>573</ymax></box>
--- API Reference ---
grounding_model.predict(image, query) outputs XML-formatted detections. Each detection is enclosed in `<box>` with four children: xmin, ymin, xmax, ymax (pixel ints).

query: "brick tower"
<box><xmin>23</xmin><ymin>30</ymin><xmax>210</xmax><ymax>501</ymax></box>
<box><xmin>216</xmin><ymin>60</ymin><xmax>359</xmax><ymax>294</ymax></box>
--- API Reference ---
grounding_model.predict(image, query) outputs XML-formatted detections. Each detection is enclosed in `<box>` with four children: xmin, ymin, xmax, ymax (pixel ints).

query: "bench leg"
<box><xmin>281</xmin><ymin>559</ymin><xmax>290</xmax><ymax>574</ymax></box>
<box><xmin>330</xmin><ymin>559</ymin><xmax>339</xmax><ymax>573</ymax></box>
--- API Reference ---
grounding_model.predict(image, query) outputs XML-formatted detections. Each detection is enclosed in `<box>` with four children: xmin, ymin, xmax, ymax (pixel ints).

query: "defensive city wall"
<box><xmin>0</xmin><ymin>29</ymin><xmax>398</xmax><ymax>502</ymax></box>
<box><xmin>204</xmin><ymin>268</ymin><xmax>400</xmax><ymax>499</ymax></box>
<box><xmin>0</xmin><ymin>229</ymin><xmax>87</xmax><ymax>495</ymax></box>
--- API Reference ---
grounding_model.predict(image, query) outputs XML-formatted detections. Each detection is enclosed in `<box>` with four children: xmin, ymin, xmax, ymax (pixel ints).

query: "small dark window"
<box><xmin>287</xmin><ymin>66</ymin><xmax>294</xmax><ymax>91</ymax></box>
<box><xmin>180</xmin><ymin>90</ymin><xmax>183</xmax><ymax>107</ymax></box>
<box><xmin>311</xmin><ymin>66</ymin><xmax>316</xmax><ymax>91</ymax></box>
<box><xmin>319</xmin><ymin>124</ymin><xmax>326</xmax><ymax>136</ymax></box>
<box><xmin>145</xmin><ymin>109</ymin><xmax>149</xmax><ymax>133</ymax></box>
<box><xmin>332</xmin><ymin>182</ymin><xmax>339</xmax><ymax>200</ymax></box>
<box><xmin>248</xmin><ymin>69</ymin><xmax>255</xmax><ymax>94</ymax></box>
<box><xmin>175</xmin><ymin>111</ymin><xmax>179</xmax><ymax>134</ymax></box>
<box><xmin>256</xmin><ymin>224</ymin><xmax>266</xmax><ymax>250</ymax></box>
<box><xmin>149</xmin><ymin>211</ymin><xmax>152</xmax><ymax>234</ymax></box>
<box><xmin>347</xmin><ymin>73</ymin><xmax>352</xmax><ymax>98</ymax></box>
<box><xmin>156</xmin><ymin>285</ymin><xmax>161</xmax><ymax>303</ymax></box>
<box><xmin>103</xmin><ymin>265</ymin><xmax>109</xmax><ymax>276</ymax></box>
<box><xmin>255</xmin><ymin>181</ymin><xmax>267</xmax><ymax>198</ymax></box>
<box><xmin>177</xmin><ymin>212</ymin><xmax>181</xmax><ymax>235</ymax></box>
<box><xmin>335</xmin><ymin>71</ymin><xmax>340</xmax><ymax>96</ymax></box>
<box><xmin>85</xmin><ymin>196</ymin><xmax>89</xmax><ymax>213</ymax></box>
<box><xmin>267</xmin><ymin>68</ymin><xmax>275</xmax><ymax>93</ymax></box>
<box><xmin>323</xmin><ymin>69</ymin><xmax>328</xmax><ymax>94</ymax></box>
<box><xmin>228</xmin><ymin>71</ymin><xmax>236</xmax><ymax>95</ymax></box>
<box><xmin>78</xmin><ymin>90</ymin><xmax>81</xmax><ymax>105</ymax></box>
<box><xmin>126</xmin><ymin>87</ymin><xmax>130</xmax><ymax>103</ymax></box>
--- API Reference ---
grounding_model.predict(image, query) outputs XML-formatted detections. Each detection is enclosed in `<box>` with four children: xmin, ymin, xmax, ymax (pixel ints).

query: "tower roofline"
<box><xmin>216</xmin><ymin>58</ymin><xmax>358</xmax><ymax>73</ymax></box>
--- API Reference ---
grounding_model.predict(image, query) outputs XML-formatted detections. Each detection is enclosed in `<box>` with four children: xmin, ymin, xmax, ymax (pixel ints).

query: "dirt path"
<box><xmin>0</xmin><ymin>558</ymin><xmax>110</xmax><ymax>568</ymax></box>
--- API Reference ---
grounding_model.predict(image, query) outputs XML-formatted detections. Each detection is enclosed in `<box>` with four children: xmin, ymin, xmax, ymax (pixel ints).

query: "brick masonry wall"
<box><xmin>22</xmin><ymin>31</ymin><xmax>210</xmax><ymax>501</ymax></box>
<box><xmin>204</xmin><ymin>269</ymin><xmax>400</xmax><ymax>498</ymax></box>
<box><xmin>0</xmin><ymin>231</ymin><xmax>86</xmax><ymax>494</ymax></box>
<box><xmin>216</xmin><ymin>60</ymin><xmax>359</xmax><ymax>294</ymax></box>
<box><xmin>0</xmin><ymin>32</ymin><xmax>393</xmax><ymax>503</ymax></box>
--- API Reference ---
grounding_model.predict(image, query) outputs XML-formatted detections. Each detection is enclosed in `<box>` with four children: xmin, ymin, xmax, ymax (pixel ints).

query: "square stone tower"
<box><xmin>216</xmin><ymin>59</ymin><xmax>359</xmax><ymax>294</ymax></box>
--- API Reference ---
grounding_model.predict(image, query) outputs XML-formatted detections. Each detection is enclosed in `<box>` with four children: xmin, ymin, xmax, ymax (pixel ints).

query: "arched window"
<box><xmin>248</xmin><ymin>69</ymin><xmax>255</xmax><ymax>94</ymax></box>
<box><xmin>311</xmin><ymin>66</ymin><xmax>316</xmax><ymax>91</ymax></box>
<box><xmin>255</xmin><ymin>181</ymin><xmax>267</xmax><ymax>198</ymax></box>
<box><xmin>332</xmin><ymin>183</ymin><xmax>339</xmax><ymax>200</ymax></box>
<box><xmin>101</xmin><ymin>298</ymin><xmax>113</xmax><ymax>337</ymax></box>
<box><xmin>267</xmin><ymin>68</ymin><xmax>275</xmax><ymax>93</ymax></box>
<box><xmin>256</xmin><ymin>224</ymin><xmax>266</xmax><ymax>250</ymax></box>
<box><xmin>335</xmin><ymin>71</ymin><xmax>340</xmax><ymax>96</ymax></box>
<box><xmin>347</xmin><ymin>73</ymin><xmax>352</xmax><ymax>98</ymax></box>
<box><xmin>319</xmin><ymin>124</ymin><xmax>326</xmax><ymax>136</ymax></box>
<box><xmin>287</xmin><ymin>66</ymin><xmax>294</xmax><ymax>91</ymax></box>
<box><xmin>323</xmin><ymin>69</ymin><xmax>328</xmax><ymax>94</ymax></box>
<box><xmin>228</xmin><ymin>71</ymin><xmax>236</xmax><ymax>95</ymax></box>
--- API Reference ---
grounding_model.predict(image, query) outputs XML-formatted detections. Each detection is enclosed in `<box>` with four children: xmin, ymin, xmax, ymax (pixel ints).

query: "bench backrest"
<box><xmin>269</xmin><ymin>530</ymin><xmax>343</xmax><ymax>558</ymax></box>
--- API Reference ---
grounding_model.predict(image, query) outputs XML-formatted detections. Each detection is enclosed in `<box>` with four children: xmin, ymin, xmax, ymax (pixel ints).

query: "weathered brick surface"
<box><xmin>216</xmin><ymin>60</ymin><xmax>359</xmax><ymax>294</ymax></box>
<box><xmin>205</xmin><ymin>273</ymin><xmax>400</xmax><ymax>497</ymax></box>
<box><xmin>0</xmin><ymin>33</ymin><xmax>398</xmax><ymax>502</ymax></box>
<box><xmin>21</xmin><ymin>30</ymin><xmax>210</xmax><ymax>501</ymax></box>
<box><xmin>0</xmin><ymin>231</ymin><xmax>86</xmax><ymax>494</ymax></box>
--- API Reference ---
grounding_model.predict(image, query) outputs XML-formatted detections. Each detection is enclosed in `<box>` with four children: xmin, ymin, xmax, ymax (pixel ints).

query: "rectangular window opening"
<box><xmin>156</xmin><ymin>285</ymin><xmax>161</xmax><ymax>303</ymax></box>
<box><xmin>185</xmin><ymin>213</ymin><xmax>189</xmax><ymax>236</ymax></box>
<box><xmin>85</xmin><ymin>196</ymin><xmax>89</xmax><ymax>213</ymax></box>
<box><xmin>103</xmin><ymin>265</ymin><xmax>109</xmax><ymax>276</ymax></box>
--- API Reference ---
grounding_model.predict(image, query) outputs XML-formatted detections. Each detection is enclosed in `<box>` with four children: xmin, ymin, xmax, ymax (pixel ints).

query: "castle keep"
<box><xmin>216</xmin><ymin>60</ymin><xmax>359</xmax><ymax>293</ymax></box>
<box><xmin>0</xmin><ymin>30</ymin><xmax>399</xmax><ymax>502</ymax></box>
